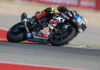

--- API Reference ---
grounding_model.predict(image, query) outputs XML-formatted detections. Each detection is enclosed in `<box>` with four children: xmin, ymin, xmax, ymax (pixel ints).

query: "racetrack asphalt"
<box><xmin>0</xmin><ymin>42</ymin><xmax>100</xmax><ymax>70</ymax></box>
<box><xmin>0</xmin><ymin>14</ymin><xmax>100</xmax><ymax>70</ymax></box>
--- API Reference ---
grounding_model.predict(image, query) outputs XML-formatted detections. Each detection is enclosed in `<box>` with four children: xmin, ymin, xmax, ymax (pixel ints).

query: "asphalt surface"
<box><xmin>0</xmin><ymin>42</ymin><xmax>100</xmax><ymax>70</ymax></box>
<box><xmin>0</xmin><ymin>14</ymin><xmax>100</xmax><ymax>70</ymax></box>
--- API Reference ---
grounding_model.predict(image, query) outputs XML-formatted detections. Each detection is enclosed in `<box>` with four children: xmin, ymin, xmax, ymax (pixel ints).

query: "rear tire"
<box><xmin>49</xmin><ymin>27</ymin><xmax>77</xmax><ymax>46</ymax></box>
<box><xmin>7</xmin><ymin>22</ymin><xmax>25</xmax><ymax>42</ymax></box>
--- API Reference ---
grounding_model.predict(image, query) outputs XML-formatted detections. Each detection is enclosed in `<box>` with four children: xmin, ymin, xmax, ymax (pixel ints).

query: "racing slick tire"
<box><xmin>7</xmin><ymin>22</ymin><xmax>25</xmax><ymax>42</ymax></box>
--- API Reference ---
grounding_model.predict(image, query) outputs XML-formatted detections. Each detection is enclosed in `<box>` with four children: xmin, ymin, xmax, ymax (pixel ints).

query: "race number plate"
<box><xmin>75</xmin><ymin>15</ymin><xmax>86</xmax><ymax>31</ymax></box>
<box><xmin>75</xmin><ymin>15</ymin><xmax>82</xmax><ymax>25</ymax></box>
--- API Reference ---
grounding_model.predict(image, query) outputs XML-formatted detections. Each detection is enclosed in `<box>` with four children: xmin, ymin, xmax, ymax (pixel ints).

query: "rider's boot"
<box><xmin>25</xmin><ymin>32</ymin><xmax>34</xmax><ymax>40</ymax></box>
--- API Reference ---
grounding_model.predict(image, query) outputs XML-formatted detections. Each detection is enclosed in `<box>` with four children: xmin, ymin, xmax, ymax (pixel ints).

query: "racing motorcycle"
<box><xmin>7</xmin><ymin>11</ymin><xmax>87</xmax><ymax>46</ymax></box>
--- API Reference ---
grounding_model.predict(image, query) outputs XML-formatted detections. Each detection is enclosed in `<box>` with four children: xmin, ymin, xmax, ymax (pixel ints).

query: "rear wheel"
<box><xmin>7</xmin><ymin>22</ymin><xmax>26</xmax><ymax>42</ymax></box>
<box><xmin>49</xmin><ymin>26</ymin><xmax>77</xmax><ymax>46</ymax></box>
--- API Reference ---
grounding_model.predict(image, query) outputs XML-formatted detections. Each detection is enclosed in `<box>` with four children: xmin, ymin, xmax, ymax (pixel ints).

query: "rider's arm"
<box><xmin>67</xmin><ymin>11</ymin><xmax>78</xmax><ymax>24</ymax></box>
<box><xmin>67</xmin><ymin>11</ymin><xmax>75</xmax><ymax>20</ymax></box>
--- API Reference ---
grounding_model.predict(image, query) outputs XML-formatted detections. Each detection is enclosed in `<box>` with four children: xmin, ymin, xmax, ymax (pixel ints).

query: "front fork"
<box><xmin>21</xmin><ymin>13</ymin><xmax>30</xmax><ymax>33</ymax></box>
<box><xmin>23</xmin><ymin>19</ymin><xmax>30</xmax><ymax>33</ymax></box>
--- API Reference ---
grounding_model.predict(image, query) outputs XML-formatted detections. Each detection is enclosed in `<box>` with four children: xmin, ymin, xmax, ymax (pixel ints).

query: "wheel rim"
<box><xmin>52</xmin><ymin>28</ymin><xmax>70</xmax><ymax>41</ymax></box>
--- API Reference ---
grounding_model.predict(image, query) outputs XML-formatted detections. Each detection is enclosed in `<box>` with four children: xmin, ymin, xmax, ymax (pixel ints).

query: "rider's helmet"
<box><xmin>57</xmin><ymin>6</ymin><xmax>69</xmax><ymax>12</ymax></box>
<box><xmin>44</xmin><ymin>7</ymin><xmax>55</xmax><ymax>14</ymax></box>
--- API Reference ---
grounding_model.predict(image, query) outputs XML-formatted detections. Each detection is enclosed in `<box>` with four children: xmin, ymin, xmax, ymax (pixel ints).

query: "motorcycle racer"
<box><xmin>26</xmin><ymin>6</ymin><xmax>77</xmax><ymax>39</ymax></box>
<box><xmin>7</xmin><ymin>6</ymin><xmax>87</xmax><ymax>45</ymax></box>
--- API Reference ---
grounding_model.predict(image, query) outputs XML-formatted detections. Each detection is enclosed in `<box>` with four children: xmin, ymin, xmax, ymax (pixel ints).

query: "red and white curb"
<box><xmin>0</xmin><ymin>27</ymin><xmax>8</xmax><ymax>40</ymax></box>
<box><xmin>0</xmin><ymin>62</ymin><xmax>77</xmax><ymax>70</ymax></box>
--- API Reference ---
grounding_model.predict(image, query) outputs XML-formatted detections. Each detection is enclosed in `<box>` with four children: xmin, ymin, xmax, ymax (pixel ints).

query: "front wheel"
<box><xmin>49</xmin><ymin>27</ymin><xmax>77</xmax><ymax>46</ymax></box>
<box><xmin>7</xmin><ymin>22</ymin><xmax>26</xmax><ymax>42</ymax></box>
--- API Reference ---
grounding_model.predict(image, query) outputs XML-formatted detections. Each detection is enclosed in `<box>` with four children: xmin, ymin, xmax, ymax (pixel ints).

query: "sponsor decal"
<box><xmin>40</xmin><ymin>0</ymin><xmax>78</xmax><ymax>5</ymax></box>
<box><xmin>80</xmin><ymin>0</ymin><xmax>96</xmax><ymax>7</ymax></box>
<box><xmin>17</xmin><ymin>0</ymin><xmax>100</xmax><ymax>10</ymax></box>
<box><xmin>64</xmin><ymin>0</ymin><xmax>78</xmax><ymax>5</ymax></box>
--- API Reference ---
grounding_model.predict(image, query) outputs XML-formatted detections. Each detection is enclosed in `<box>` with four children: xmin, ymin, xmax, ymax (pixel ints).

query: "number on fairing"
<box><xmin>55</xmin><ymin>17</ymin><xmax>65</xmax><ymax>23</ymax></box>
<box><xmin>76</xmin><ymin>15</ymin><xmax>82</xmax><ymax>25</ymax></box>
